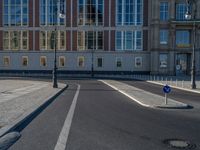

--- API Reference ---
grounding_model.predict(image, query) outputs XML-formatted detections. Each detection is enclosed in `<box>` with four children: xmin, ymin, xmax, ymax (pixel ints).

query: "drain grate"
<box><xmin>163</xmin><ymin>139</ymin><xmax>196</xmax><ymax>149</ymax></box>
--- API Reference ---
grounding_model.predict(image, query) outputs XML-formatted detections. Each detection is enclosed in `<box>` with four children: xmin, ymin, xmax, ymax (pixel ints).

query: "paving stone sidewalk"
<box><xmin>0</xmin><ymin>80</ymin><xmax>65</xmax><ymax>129</ymax></box>
<box><xmin>101</xmin><ymin>80</ymin><xmax>189</xmax><ymax>109</ymax></box>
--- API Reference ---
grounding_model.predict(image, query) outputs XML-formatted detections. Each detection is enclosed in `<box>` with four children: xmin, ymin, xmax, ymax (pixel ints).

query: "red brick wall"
<box><xmin>104</xmin><ymin>31</ymin><xmax>109</xmax><ymax>51</ymax></box>
<box><xmin>29</xmin><ymin>31</ymin><xmax>33</xmax><ymax>50</ymax></box>
<box><xmin>0</xmin><ymin>1</ymin><xmax>2</xmax><ymax>27</ymax></box>
<box><xmin>66</xmin><ymin>31</ymin><xmax>71</xmax><ymax>51</ymax></box>
<box><xmin>0</xmin><ymin>31</ymin><xmax>3</xmax><ymax>50</ymax></box>
<box><xmin>35</xmin><ymin>0</ymin><xmax>40</xmax><ymax>27</ymax></box>
<box><xmin>110</xmin><ymin>31</ymin><xmax>115</xmax><ymax>51</ymax></box>
<box><xmin>143</xmin><ymin>0</ymin><xmax>148</xmax><ymax>27</ymax></box>
<box><xmin>72</xmin><ymin>31</ymin><xmax>77</xmax><ymax>51</ymax></box>
<box><xmin>104</xmin><ymin>0</ymin><xmax>109</xmax><ymax>27</ymax></box>
<box><xmin>29</xmin><ymin>0</ymin><xmax>33</xmax><ymax>27</ymax></box>
<box><xmin>35</xmin><ymin>31</ymin><xmax>40</xmax><ymax>51</ymax></box>
<box><xmin>73</xmin><ymin>0</ymin><xmax>77</xmax><ymax>27</ymax></box>
<box><xmin>111</xmin><ymin>0</ymin><xmax>115</xmax><ymax>27</ymax></box>
<box><xmin>66</xmin><ymin>0</ymin><xmax>71</xmax><ymax>27</ymax></box>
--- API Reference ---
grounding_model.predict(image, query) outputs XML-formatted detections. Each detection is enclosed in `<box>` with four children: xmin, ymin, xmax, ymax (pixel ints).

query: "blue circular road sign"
<box><xmin>163</xmin><ymin>85</ymin><xmax>171</xmax><ymax>93</ymax></box>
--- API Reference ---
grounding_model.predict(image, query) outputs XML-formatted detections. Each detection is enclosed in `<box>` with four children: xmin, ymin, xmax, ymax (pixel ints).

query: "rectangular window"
<box><xmin>116</xmin><ymin>31</ymin><xmax>142</xmax><ymax>51</ymax></box>
<box><xmin>176</xmin><ymin>30</ymin><xmax>190</xmax><ymax>47</ymax></box>
<box><xmin>3</xmin><ymin>32</ymin><xmax>9</xmax><ymax>50</ymax></box>
<box><xmin>40</xmin><ymin>0</ymin><xmax>66</xmax><ymax>26</ymax></box>
<box><xmin>116</xmin><ymin>0</ymin><xmax>143</xmax><ymax>26</ymax></box>
<box><xmin>59</xmin><ymin>56</ymin><xmax>65</xmax><ymax>67</ymax></box>
<box><xmin>3</xmin><ymin>0</ymin><xmax>29</xmax><ymax>26</ymax></box>
<box><xmin>159</xmin><ymin>54</ymin><xmax>168</xmax><ymax>68</ymax></box>
<box><xmin>78</xmin><ymin>56</ymin><xmax>85</xmax><ymax>67</ymax></box>
<box><xmin>3</xmin><ymin>56</ymin><xmax>10</xmax><ymax>67</ymax></box>
<box><xmin>77</xmin><ymin>31</ymin><xmax>103</xmax><ymax>50</ymax></box>
<box><xmin>3</xmin><ymin>31</ymin><xmax>28</xmax><ymax>50</ymax></box>
<box><xmin>22</xmin><ymin>56</ymin><xmax>28</xmax><ymax>66</ymax></box>
<box><xmin>40</xmin><ymin>31</ymin><xmax>66</xmax><ymax>50</ymax></box>
<box><xmin>116</xmin><ymin>57</ymin><xmax>122</xmax><ymax>68</ymax></box>
<box><xmin>135</xmin><ymin>57</ymin><xmax>142</xmax><ymax>68</ymax></box>
<box><xmin>160</xmin><ymin>30</ymin><xmax>168</xmax><ymax>44</ymax></box>
<box><xmin>40</xmin><ymin>56</ymin><xmax>47</xmax><ymax>67</ymax></box>
<box><xmin>160</xmin><ymin>2</ymin><xmax>168</xmax><ymax>21</ymax></box>
<box><xmin>78</xmin><ymin>0</ymin><xmax>104</xmax><ymax>26</ymax></box>
<box><xmin>176</xmin><ymin>3</ymin><xmax>188</xmax><ymax>20</ymax></box>
<box><xmin>97</xmin><ymin>57</ymin><xmax>103</xmax><ymax>68</ymax></box>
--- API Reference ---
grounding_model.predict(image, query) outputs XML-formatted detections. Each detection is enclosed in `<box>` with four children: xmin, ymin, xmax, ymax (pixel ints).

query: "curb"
<box><xmin>100</xmin><ymin>80</ymin><xmax>190</xmax><ymax>109</ymax></box>
<box><xmin>0</xmin><ymin>84</ymin><xmax>68</xmax><ymax>138</ymax></box>
<box><xmin>146</xmin><ymin>81</ymin><xmax>200</xmax><ymax>94</ymax></box>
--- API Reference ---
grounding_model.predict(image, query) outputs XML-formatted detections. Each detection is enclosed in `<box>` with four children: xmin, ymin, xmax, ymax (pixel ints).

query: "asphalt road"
<box><xmin>9</xmin><ymin>79</ymin><xmax>200</xmax><ymax>150</ymax></box>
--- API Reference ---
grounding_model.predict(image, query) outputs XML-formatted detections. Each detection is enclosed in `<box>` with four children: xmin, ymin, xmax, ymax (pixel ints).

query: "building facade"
<box><xmin>0</xmin><ymin>0</ymin><xmax>199</xmax><ymax>76</ymax></box>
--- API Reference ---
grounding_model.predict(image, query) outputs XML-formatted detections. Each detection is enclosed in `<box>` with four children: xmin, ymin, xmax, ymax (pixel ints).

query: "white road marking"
<box><xmin>100</xmin><ymin>80</ymin><xmax>151</xmax><ymax>108</ymax></box>
<box><xmin>54</xmin><ymin>84</ymin><xmax>80</xmax><ymax>150</ymax></box>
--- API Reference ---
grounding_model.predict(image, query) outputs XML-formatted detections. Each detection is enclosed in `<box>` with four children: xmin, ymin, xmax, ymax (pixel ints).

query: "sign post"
<box><xmin>163</xmin><ymin>85</ymin><xmax>171</xmax><ymax>105</ymax></box>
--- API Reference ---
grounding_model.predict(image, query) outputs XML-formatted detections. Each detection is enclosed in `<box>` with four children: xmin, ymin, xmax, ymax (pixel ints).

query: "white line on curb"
<box><xmin>100</xmin><ymin>80</ymin><xmax>152</xmax><ymax>108</ymax></box>
<box><xmin>54</xmin><ymin>84</ymin><xmax>80</xmax><ymax>150</ymax></box>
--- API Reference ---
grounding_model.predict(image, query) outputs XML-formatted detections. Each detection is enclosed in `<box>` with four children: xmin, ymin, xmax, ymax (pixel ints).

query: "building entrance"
<box><xmin>176</xmin><ymin>53</ymin><xmax>191</xmax><ymax>76</ymax></box>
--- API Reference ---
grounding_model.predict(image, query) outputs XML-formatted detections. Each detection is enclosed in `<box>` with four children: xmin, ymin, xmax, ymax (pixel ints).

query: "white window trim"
<box><xmin>22</xmin><ymin>56</ymin><xmax>28</xmax><ymax>67</ymax></box>
<box><xmin>3</xmin><ymin>0</ymin><xmax>29</xmax><ymax>26</ymax></box>
<box><xmin>59</xmin><ymin>56</ymin><xmax>66</xmax><ymax>67</ymax></box>
<box><xmin>40</xmin><ymin>56</ymin><xmax>47</xmax><ymax>67</ymax></box>
<box><xmin>77</xmin><ymin>56</ymin><xmax>85</xmax><ymax>68</ymax></box>
<box><xmin>3</xmin><ymin>56</ymin><xmax>10</xmax><ymax>67</ymax></box>
<box><xmin>116</xmin><ymin>57</ymin><xmax>122</xmax><ymax>68</ymax></box>
<box><xmin>135</xmin><ymin>57</ymin><xmax>142</xmax><ymax>68</ymax></box>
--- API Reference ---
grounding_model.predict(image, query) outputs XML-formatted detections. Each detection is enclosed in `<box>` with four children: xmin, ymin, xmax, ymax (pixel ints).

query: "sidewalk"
<box><xmin>0</xmin><ymin>79</ymin><xmax>66</xmax><ymax>136</ymax></box>
<box><xmin>100</xmin><ymin>80</ymin><xmax>189</xmax><ymax>109</ymax></box>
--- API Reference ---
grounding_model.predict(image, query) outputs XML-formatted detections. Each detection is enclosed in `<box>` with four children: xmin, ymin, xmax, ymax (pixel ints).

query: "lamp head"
<box><xmin>185</xmin><ymin>11</ymin><xmax>192</xmax><ymax>20</ymax></box>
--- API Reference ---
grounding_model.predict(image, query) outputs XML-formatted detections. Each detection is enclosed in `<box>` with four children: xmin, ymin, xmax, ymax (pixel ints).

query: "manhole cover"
<box><xmin>163</xmin><ymin>139</ymin><xmax>196</xmax><ymax>149</ymax></box>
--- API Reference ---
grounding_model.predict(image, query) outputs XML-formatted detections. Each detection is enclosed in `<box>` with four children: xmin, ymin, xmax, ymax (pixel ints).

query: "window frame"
<box><xmin>77</xmin><ymin>56</ymin><xmax>85</xmax><ymax>68</ymax></box>
<box><xmin>3</xmin><ymin>56</ymin><xmax>10</xmax><ymax>67</ymax></box>
<box><xmin>3</xmin><ymin>0</ymin><xmax>29</xmax><ymax>26</ymax></box>
<box><xmin>160</xmin><ymin>29</ymin><xmax>168</xmax><ymax>45</ymax></box>
<box><xmin>116</xmin><ymin>57</ymin><xmax>122</xmax><ymax>68</ymax></box>
<box><xmin>116</xmin><ymin>0</ymin><xmax>143</xmax><ymax>26</ymax></box>
<box><xmin>3</xmin><ymin>31</ymin><xmax>29</xmax><ymax>51</ymax></box>
<box><xmin>160</xmin><ymin>2</ymin><xmax>169</xmax><ymax>21</ymax></box>
<box><xmin>59</xmin><ymin>56</ymin><xmax>65</xmax><ymax>67</ymax></box>
<box><xmin>40</xmin><ymin>56</ymin><xmax>47</xmax><ymax>67</ymax></box>
<box><xmin>78</xmin><ymin>0</ymin><xmax>104</xmax><ymax>26</ymax></box>
<box><xmin>22</xmin><ymin>56</ymin><xmax>28</xmax><ymax>67</ymax></box>
<box><xmin>159</xmin><ymin>53</ymin><xmax>168</xmax><ymax>68</ymax></box>
<box><xmin>135</xmin><ymin>57</ymin><xmax>142</xmax><ymax>68</ymax></box>
<box><xmin>96</xmin><ymin>57</ymin><xmax>103</xmax><ymax>68</ymax></box>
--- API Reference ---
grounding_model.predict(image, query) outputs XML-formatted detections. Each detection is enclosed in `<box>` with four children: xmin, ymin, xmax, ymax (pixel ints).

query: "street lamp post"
<box><xmin>53</xmin><ymin>5</ymin><xmax>58</xmax><ymax>88</ymax></box>
<box><xmin>185</xmin><ymin>0</ymin><xmax>197</xmax><ymax>89</ymax></box>
<box><xmin>53</xmin><ymin>0</ymin><xmax>65</xmax><ymax>88</ymax></box>
<box><xmin>91</xmin><ymin>49</ymin><xmax>94</xmax><ymax>77</ymax></box>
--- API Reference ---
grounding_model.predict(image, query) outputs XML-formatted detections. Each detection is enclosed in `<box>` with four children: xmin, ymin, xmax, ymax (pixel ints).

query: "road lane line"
<box><xmin>54</xmin><ymin>84</ymin><xmax>80</xmax><ymax>150</ymax></box>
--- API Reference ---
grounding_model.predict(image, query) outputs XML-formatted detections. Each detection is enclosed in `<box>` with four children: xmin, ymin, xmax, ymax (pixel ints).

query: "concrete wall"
<box><xmin>0</xmin><ymin>51</ymin><xmax>150</xmax><ymax>73</ymax></box>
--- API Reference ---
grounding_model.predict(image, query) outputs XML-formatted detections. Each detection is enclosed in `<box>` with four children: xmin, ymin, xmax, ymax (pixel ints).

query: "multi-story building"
<box><xmin>0</xmin><ymin>0</ymin><xmax>199</xmax><ymax>76</ymax></box>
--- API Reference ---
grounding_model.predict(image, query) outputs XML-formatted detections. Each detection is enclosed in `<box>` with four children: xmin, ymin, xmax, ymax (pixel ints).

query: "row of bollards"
<box><xmin>132</xmin><ymin>75</ymin><xmax>186</xmax><ymax>88</ymax></box>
